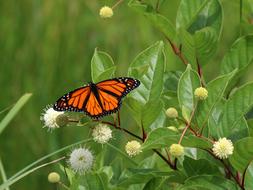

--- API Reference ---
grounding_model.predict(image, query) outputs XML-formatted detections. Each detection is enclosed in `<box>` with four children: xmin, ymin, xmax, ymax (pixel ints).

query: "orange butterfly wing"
<box><xmin>53</xmin><ymin>86</ymin><xmax>91</xmax><ymax>112</ymax></box>
<box><xmin>53</xmin><ymin>77</ymin><xmax>140</xmax><ymax>118</ymax></box>
<box><xmin>95</xmin><ymin>77</ymin><xmax>140</xmax><ymax>116</ymax></box>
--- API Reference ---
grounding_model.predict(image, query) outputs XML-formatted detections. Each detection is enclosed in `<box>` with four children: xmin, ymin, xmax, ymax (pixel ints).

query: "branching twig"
<box><xmin>178</xmin><ymin>102</ymin><xmax>198</xmax><ymax>144</ymax></box>
<box><xmin>165</xmin><ymin>37</ymin><xmax>188</xmax><ymax>65</ymax></box>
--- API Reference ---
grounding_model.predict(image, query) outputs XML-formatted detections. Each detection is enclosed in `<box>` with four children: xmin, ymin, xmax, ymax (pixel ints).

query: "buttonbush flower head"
<box><xmin>166</xmin><ymin>107</ymin><xmax>178</xmax><ymax>118</ymax></box>
<box><xmin>125</xmin><ymin>140</ymin><xmax>142</xmax><ymax>157</ymax></box>
<box><xmin>41</xmin><ymin>106</ymin><xmax>66</xmax><ymax>130</ymax></box>
<box><xmin>169</xmin><ymin>144</ymin><xmax>184</xmax><ymax>157</ymax></box>
<box><xmin>99</xmin><ymin>6</ymin><xmax>113</xmax><ymax>18</ymax></box>
<box><xmin>92</xmin><ymin>124</ymin><xmax>112</xmax><ymax>144</ymax></box>
<box><xmin>68</xmin><ymin>147</ymin><xmax>94</xmax><ymax>174</ymax></box>
<box><xmin>48</xmin><ymin>172</ymin><xmax>60</xmax><ymax>183</ymax></box>
<box><xmin>212</xmin><ymin>138</ymin><xmax>234</xmax><ymax>159</ymax></box>
<box><xmin>194</xmin><ymin>87</ymin><xmax>208</xmax><ymax>100</ymax></box>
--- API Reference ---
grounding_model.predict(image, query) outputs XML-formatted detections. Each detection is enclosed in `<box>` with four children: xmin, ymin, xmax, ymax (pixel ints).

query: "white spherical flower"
<box><xmin>166</xmin><ymin>107</ymin><xmax>178</xmax><ymax>118</ymax></box>
<box><xmin>99</xmin><ymin>6</ymin><xmax>113</xmax><ymax>18</ymax></box>
<box><xmin>169</xmin><ymin>144</ymin><xmax>184</xmax><ymax>157</ymax></box>
<box><xmin>125</xmin><ymin>140</ymin><xmax>142</xmax><ymax>157</ymax></box>
<box><xmin>40</xmin><ymin>106</ymin><xmax>65</xmax><ymax>130</ymax></box>
<box><xmin>92</xmin><ymin>124</ymin><xmax>112</xmax><ymax>144</ymax></box>
<box><xmin>212</xmin><ymin>138</ymin><xmax>234</xmax><ymax>159</ymax></box>
<box><xmin>68</xmin><ymin>147</ymin><xmax>93</xmax><ymax>174</ymax></box>
<box><xmin>194</xmin><ymin>87</ymin><xmax>208</xmax><ymax>100</ymax></box>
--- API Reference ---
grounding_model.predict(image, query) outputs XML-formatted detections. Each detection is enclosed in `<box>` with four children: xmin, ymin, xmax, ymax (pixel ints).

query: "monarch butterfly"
<box><xmin>53</xmin><ymin>77</ymin><xmax>140</xmax><ymax>119</ymax></box>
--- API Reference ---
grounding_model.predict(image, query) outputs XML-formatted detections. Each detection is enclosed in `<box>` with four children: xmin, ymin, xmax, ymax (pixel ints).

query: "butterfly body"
<box><xmin>53</xmin><ymin>77</ymin><xmax>140</xmax><ymax>119</ymax></box>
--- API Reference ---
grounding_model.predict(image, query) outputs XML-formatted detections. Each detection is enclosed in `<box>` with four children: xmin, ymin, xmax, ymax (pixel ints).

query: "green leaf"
<box><xmin>163</xmin><ymin>71</ymin><xmax>182</xmax><ymax>93</ymax></box>
<box><xmin>178</xmin><ymin>65</ymin><xmax>201</xmax><ymax>120</ymax></box>
<box><xmin>193</xmin><ymin>27</ymin><xmax>218</xmax><ymax>65</ymax></box>
<box><xmin>127</xmin><ymin>41</ymin><xmax>165</xmax><ymax>128</ymax></box>
<box><xmin>117</xmin><ymin>168</ymin><xmax>171</xmax><ymax>187</ymax></box>
<box><xmin>128</xmin><ymin>0</ymin><xmax>150</xmax><ymax>14</ymax></box>
<box><xmin>176</xmin><ymin>0</ymin><xmax>223</xmax><ymax>37</ymax></box>
<box><xmin>245</xmin><ymin>162</ymin><xmax>253</xmax><ymax>190</ymax></box>
<box><xmin>142</xmin><ymin>100</ymin><xmax>165</xmax><ymax>130</ymax></box>
<box><xmin>229</xmin><ymin>137</ymin><xmax>253</xmax><ymax>173</ymax></box>
<box><xmin>70</xmin><ymin>172</ymin><xmax>111</xmax><ymax>190</ymax></box>
<box><xmin>183</xmin><ymin>157</ymin><xmax>220</xmax><ymax>177</ymax></box>
<box><xmin>195</xmin><ymin>70</ymin><xmax>236</xmax><ymax>129</ymax></box>
<box><xmin>142</xmin><ymin>128</ymin><xmax>212</xmax><ymax>150</ymax></box>
<box><xmin>220</xmin><ymin>35</ymin><xmax>253</xmax><ymax>75</ymax></box>
<box><xmin>247</xmin><ymin>119</ymin><xmax>253</xmax><ymax>137</ymax></box>
<box><xmin>145</xmin><ymin>13</ymin><xmax>176</xmax><ymax>40</ymax></box>
<box><xmin>128</xmin><ymin>41</ymin><xmax>164</xmax><ymax>105</ymax></box>
<box><xmin>91</xmin><ymin>49</ymin><xmax>115</xmax><ymax>83</ymax></box>
<box><xmin>179</xmin><ymin>28</ymin><xmax>218</xmax><ymax>66</ymax></box>
<box><xmin>216</xmin><ymin>83</ymin><xmax>253</xmax><ymax>138</ymax></box>
<box><xmin>0</xmin><ymin>93</ymin><xmax>32</xmax><ymax>135</ymax></box>
<box><xmin>179</xmin><ymin>175</ymin><xmax>238</xmax><ymax>190</ymax></box>
<box><xmin>143</xmin><ymin>177</ymin><xmax>168</xmax><ymax>190</ymax></box>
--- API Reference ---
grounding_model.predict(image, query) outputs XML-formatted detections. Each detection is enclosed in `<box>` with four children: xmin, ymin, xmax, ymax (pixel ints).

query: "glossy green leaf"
<box><xmin>179</xmin><ymin>28</ymin><xmax>218</xmax><ymax>66</ymax></box>
<box><xmin>163</xmin><ymin>71</ymin><xmax>182</xmax><ymax>93</ymax></box>
<box><xmin>128</xmin><ymin>41</ymin><xmax>164</xmax><ymax>105</ymax></box>
<box><xmin>245</xmin><ymin>162</ymin><xmax>253</xmax><ymax>190</ymax></box>
<box><xmin>145</xmin><ymin>13</ymin><xmax>176</xmax><ymax>40</ymax></box>
<box><xmin>176</xmin><ymin>0</ymin><xmax>223</xmax><ymax>37</ymax></box>
<box><xmin>179</xmin><ymin>175</ymin><xmax>238</xmax><ymax>190</ymax></box>
<box><xmin>117</xmin><ymin>168</ymin><xmax>171</xmax><ymax>187</ymax></box>
<box><xmin>193</xmin><ymin>27</ymin><xmax>218</xmax><ymax>65</ymax></box>
<box><xmin>128</xmin><ymin>0</ymin><xmax>150</xmax><ymax>14</ymax></box>
<box><xmin>247</xmin><ymin>119</ymin><xmax>253</xmax><ymax>137</ymax></box>
<box><xmin>142</xmin><ymin>100</ymin><xmax>165</xmax><ymax>130</ymax></box>
<box><xmin>209</xmin><ymin>102</ymin><xmax>248</xmax><ymax>141</ymax></box>
<box><xmin>0</xmin><ymin>93</ymin><xmax>32</xmax><ymax>135</ymax></box>
<box><xmin>178</xmin><ymin>64</ymin><xmax>201</xmax><ymax>120</ymax></box>
<box><xmin>70</xmin><ymin>171</ymin><xmax>111</xmax><ymax>190</ymax></box>
<box><xmin>143</xmin><ymin>177</ymin><xmax>168</xmax><ymax>190</ymax></box>
<box><xmin>216</xmin><ymin>83</ymin><xmax>253</xmax><ymax>138</ymax></box>
<box><xmin>220</xmin><ymin>35</ymin><xmax>253</xmax><ymax>75</ymax></box>
<box><xmin>183</xmin><ymin>157</ymin><xmax>220</xmax><ymax>177</ymax></box>
<box><xmin>229</xmin><ymin>137</ymin><xmax>253</xmax><ymax>173</ymax></box>
<box><xmin>196</xmin><ymin>70</ymin><xmax>236</xmax><ymax>129</ymax></box>
<box><xmin>91</xmin><ymin>49</ymin><xmax>115</xmax><ymax>83</ymax></box>
<box><xmin>142</xmin><ymin>128</ymin><xmax>212</xmax><ymax>150</ymax></box>
<box><xmin>126</xmin><ymin>41</ymin><xmax>165</xmax><ymax>128</ymax></box>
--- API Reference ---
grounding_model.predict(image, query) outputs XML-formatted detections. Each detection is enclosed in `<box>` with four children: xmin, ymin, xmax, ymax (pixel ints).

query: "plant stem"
<box><xmin>0</xmin><ymin>157</ymin><xmax>66</xmax><ymax>189</ymax></box>
<box><xmin>207</xmin><ymin>150</ymin><xmax>244</xmax><ymax>189</ymax></box>
<box><xmin>155</xmin><ymin>0</ymin><xmax>160</xmax><ymax>12</ymax></box>
<box><xmin>165</xmin><ymin>37</ymin><xmax>188</xmax><ymax>65</ymax></box>
<box><xmin>0</xmin><ymin>157</ymin><xmax>9</xmax><ymax>190</ymax></box>
<box><xmin>153</xmin><ymin>149</ymin><xmax>176</xmax><ymax>169</ymax></box>
<box><xmin>58</xmin><ymin>181</ymin><xmax>70</xmax><ymax>190</ymax></box>
<box><xmin>178</xmin><ymin>102</ymin><xmax>198</xmax><ymax>144</ymax></box>
<box><xmin>112</xmin><ymin>0</ymin><xmax>124</xmax><ymax>9</ymax></box>
<box><xmin>241</xmin><ymin>163</ymin><xmax>250</xmax><ymax>189</ymax></box>
<box><xmin>100</xmin><ymin>119</ymin><xmax>176</xmax><ymax>169</ymax></box>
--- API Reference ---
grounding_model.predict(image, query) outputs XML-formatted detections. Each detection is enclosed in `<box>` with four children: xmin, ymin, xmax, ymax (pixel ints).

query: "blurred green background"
<box><xmin>0</xmin><ymin>0</ymin><xmax>252</xmax><ymax>189</ymax></box>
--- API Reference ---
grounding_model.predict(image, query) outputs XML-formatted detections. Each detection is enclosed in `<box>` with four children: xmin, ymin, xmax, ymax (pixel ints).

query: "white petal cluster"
<box><xmin>92</xmin><ymin>124</ymin><xmax>112</xmax><ymax>144</ymax></box>
<box><xmin>125</xmin><ymin>140</ymin><xmax>142</xmax><ymax>157</ymax></box>
<box><xmin>68</xmin><ymin>147</ymin><xmax>94</xmax><ymax>174</ymax></box>
<box><xmin>212</xmin><ymin>138</ymin><xmax>234</xmax><ymax>159</ymax></box>
<box><xmin>41</xmin><ymin>107</ymin><xmax>65</xmax><ymax>130</ymax></box>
